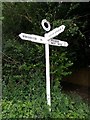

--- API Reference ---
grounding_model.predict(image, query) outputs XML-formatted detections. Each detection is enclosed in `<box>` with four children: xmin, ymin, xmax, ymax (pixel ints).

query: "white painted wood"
<box><xmin>45</xmin><ymin>33</ymin><xmax>51</xmax><ymax>111</ymax></box>
<box><xmin>19</xmin><ymin>33</ymin><xmax>68</xmax><ymax>47</ymax></box>
<box><xmin>19</xmin><ymin>33</ymin><xmax>46</xmax><ymax>44</ymax></box>
<box><xmin>45</xmin><ymin>25</ymin><xmax>65</xmax><ymax>40</ymax></box>
<box><xmin>48</xmin><ymin>39</ymin><xmax>68</xmax><ymax>47</ymax></box>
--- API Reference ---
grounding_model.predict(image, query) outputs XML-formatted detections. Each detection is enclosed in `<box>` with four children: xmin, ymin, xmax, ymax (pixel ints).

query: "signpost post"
<box><xmin>19</xmin><ymin>19</ymin><xmax>68</xmax><ymax>111</ymax></box>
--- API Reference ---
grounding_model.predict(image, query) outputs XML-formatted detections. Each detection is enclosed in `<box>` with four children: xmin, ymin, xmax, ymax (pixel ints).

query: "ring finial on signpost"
<box><xmin>41</xmin><ymin>19</ymin><xmax>51</xmax><ymax>32</ymax></box>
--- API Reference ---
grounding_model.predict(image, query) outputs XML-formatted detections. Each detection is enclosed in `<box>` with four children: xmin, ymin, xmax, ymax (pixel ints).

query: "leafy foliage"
<box><xmin>2</xmin><ymin>81</ymin><xmax>90</xmax><ymax>119</ymax></box>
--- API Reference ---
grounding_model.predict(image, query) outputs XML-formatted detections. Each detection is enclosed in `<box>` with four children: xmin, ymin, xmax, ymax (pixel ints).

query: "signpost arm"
<box><xmin>45</xmin><ymin>34</ymin><xmax>51</xmax><ymax>111</ymax></box>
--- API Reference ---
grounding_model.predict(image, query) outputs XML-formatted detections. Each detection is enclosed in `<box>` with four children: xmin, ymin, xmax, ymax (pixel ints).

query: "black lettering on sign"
<box><xmin>31</xmin><ymin>37</ymin><xmax>37</xmax><ymax>40</ymax></box>
<box><xmin>40</xmin><ymin>38</ymin><xmax>42</xmax><ymax>41</ymax></box>
<box><xmin>28</xmin><ymin>36</ymin><xmax>32</xmax><ymax>39</ymax></box>
<box><xmin>34</xmin><ymin>37</ymin><xmax>37</xmax><ymax>40</ymax></box>
<box><xmin>23</xmin><ymin>35</ymin><xmax>24</xmax><ymax>37</ymax></box>
<box><xmin>55</xmin><ymin>28</ymin><xmax>60</xmax><ymax>34</ymax></box>
<box><xmin>28</xmin><ymin>37</ymin><xmax>31</xmax><ymax>39</ymax></box>
<box><xmin>51</xmin><ymin>42</ymin><xmax>54</xmax><ymax>44</ymax></box>
<box><xmin>58</xmin><ymin>43</ymin><xmax>62</xmax><ymax>46</ymax></box>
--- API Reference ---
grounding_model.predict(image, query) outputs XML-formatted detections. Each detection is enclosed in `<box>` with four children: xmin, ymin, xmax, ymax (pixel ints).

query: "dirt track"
<box><xmin>61</xmin><ymin>81</ymin><xmax>90</xmax><ymax>103</ymax></box>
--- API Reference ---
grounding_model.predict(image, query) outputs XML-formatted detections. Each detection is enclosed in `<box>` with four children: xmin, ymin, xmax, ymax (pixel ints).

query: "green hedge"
<box><xmin>2</xmin><ymin>84</ymin><xmax>90</xmax><ymax>119</ymax></box>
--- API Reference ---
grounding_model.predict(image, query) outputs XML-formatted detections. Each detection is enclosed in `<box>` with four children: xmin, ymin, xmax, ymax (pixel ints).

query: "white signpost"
<box><xmin>19</xmin><ymin>19</ymin><xmax>68</xmax><ymax>111</ymax></box>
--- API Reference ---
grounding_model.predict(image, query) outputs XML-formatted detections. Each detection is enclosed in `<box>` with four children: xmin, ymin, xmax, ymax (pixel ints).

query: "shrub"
<box><xmin>2</xmin><ymin>72</ymin><xmax>90</xmax><ymax>119</ymax></box>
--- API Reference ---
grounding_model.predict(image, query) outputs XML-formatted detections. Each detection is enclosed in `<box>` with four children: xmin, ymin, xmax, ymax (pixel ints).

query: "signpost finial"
<box><xmin>41</xmin><ymin>19</ymin><xmax>51</xmax><ymax>32</ymax></box>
